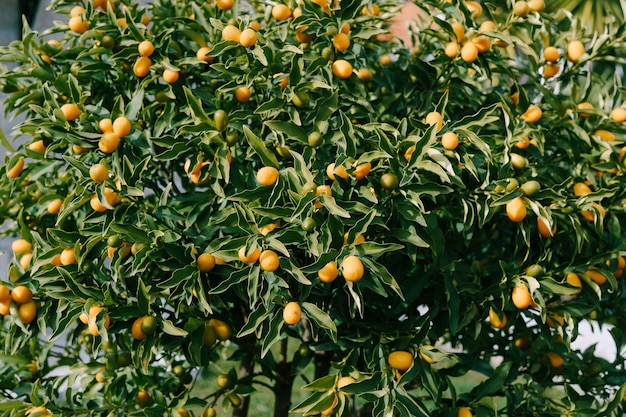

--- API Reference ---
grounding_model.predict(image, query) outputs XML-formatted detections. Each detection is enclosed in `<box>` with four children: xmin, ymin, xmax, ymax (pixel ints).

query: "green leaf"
<box><xmin>243</xmin><ymin>125</ymin><xmax>279</xmax><ymax>168</ymax></box>
<box><xmin>302</xmin><ymin>302</ymin><xmax>337</xmax><ymax>342</ymax></box>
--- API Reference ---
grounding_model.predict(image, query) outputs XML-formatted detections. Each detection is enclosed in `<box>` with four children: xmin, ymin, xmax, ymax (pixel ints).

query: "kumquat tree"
<box><xmin>2</xmin><ymin>0</ymin><xmax>626</xmax><ymax>416</ymax></box>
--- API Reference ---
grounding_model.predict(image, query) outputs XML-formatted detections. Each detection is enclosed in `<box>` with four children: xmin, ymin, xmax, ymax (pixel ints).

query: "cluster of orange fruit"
<box><xmin>0</xmin><ymin>282</ymin><xmax>37</xmax><ymax>324</ymax></box>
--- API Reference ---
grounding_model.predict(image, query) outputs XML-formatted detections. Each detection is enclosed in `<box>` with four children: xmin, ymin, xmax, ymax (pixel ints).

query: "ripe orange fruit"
<box><xmin>419</xmin><ymin>345</ymin><xmax>437</xmax><ymax>364</ymax></box>
<box><xmin>543</xmin><ymin>46</ymin><xmax>559</xmax><ymax>62</ymax></box>
<box><xmin>594</xmin><ymin>129</ymin><xmax>615</xmax><ymax>142</ymax></box>
<box><xmin>99</xmin><ymin>131</ymin><xmax>121</xmax><ymax>153</ymax></box>
<box><xmin>565</xmin><ymin>272</ymin><xmax>582</xmax><ymax>294</ymax></box>
<box><xmin>238</xmin><ymin>246</ymin><xmax>261</xmax><ymax>263</ymax></box>
<box><xmin>450</xmin><ymin>21</ymin><xmax>464</xmax><ymax>42</ymax></box>
<box><xmin>235</xmin><ymin>86</ymin><xmax>252</xmax><ymax>102</ymax></box>
<box><xmin>208</xmin><ymin>318</ymin><xmax>232</xmax><ymax>340</ymax></box>
<box><xmin>259</xmin><ymin>250</ymin><xmax>280</xmax><ymax>272</ymax></box>
<box><xmin>19</xmin><ymin>252</ymin><xmax>32</xmax><ymax>271</ymax></box>
<box><xmin>69</xmin><ymin>15</ymin><xmax>89</xmax><ymax>34</ymax></box>
<box><xmin>458</xmin><ymin>407</ymin><xmax>473</xmax><ymax>417</ymax></box>
<box><xmin>536</xmin><ymin>217</ymin><xmax>556</xmax><ymax>238</ymax></box>
<box><xmin>577</xmin><ymin>102</ymin><xmax>593</xmax><ymax>118</ymax></box>
<box><xmin>489</xmin><ymin>307</ymin><xmax>507</xmax><ymax>329</ymax></box>
<box><xmin>133</xmin><ymin>56</ymin><xmax>151</xmax><ymax>77</ymax></box>
<box><xmin>217</xmin><ymin>0</ymin><xmax>234</xmax><ymax>10</ymax></box>
<box><xmin>521</xmin><ymin>105</ymin><xmax>542</xmax><ymax>122</ymax></box>
<box><xmin>567</xmin><ymin>40</ymin><xmax>584</xmax><ymax>63</ymax></box>
<box><xmin>585</xmin><ymin>269</ymin><xmax>606</xmax><ymax>285</ymax></box>
<box><xmin>466</xmin><ymin>1</ymin><xmax>483</xmax><ymax>17</ymax></box>
<box><xmin>479</xmin><ymin>20</ymin><xmax>496</xmax><ymax>31</ymax></box>
<box><xmin>295</xmin><ymin>26</ymin><xmax>314</xmax><ymax>43</ymax></box>
<box><xmin>342</xmin><ymin>255</ymin><xmax>364</xmax><ymax>282</ymax></box>
<box><xmin>136</xmin><ymin>388</ymin><xmax>151</xmax><ymax>407</ymax></box>
<box><xmin>61</xmin><ymin>103</ymin><xmax>81</xmax><ymax>121</ymax></box>
<box><xmin>60</xmin><ymin>247</ymin><xmax>76</xmax><ymax>265</ymax></box>
<box><xmin>259</xmin><ymin>222</ymin><xmax>280</xmax><ymax>236</ymax></box>
<box><xmin>163</xmin><ymin>69</ymin><xmax>179</xmax><ymax>83</ymax></box>
<box><xmin>361</xmin><ymin>4</ymin><xmax>380</xmax><ymax>15</ymax></box>
<box><xmin>70</xmin><ymin>6</ymin><xmax>85</xmax><ymax>17</ymax></box>
<box><xmin>222</xmin><ymin>25</ymin><xmax>241</xmax><ymax>43</ymax></box>
<box><xmin>332</xmin><ymin>33</ymin><xmax>350</xmax><ymax>51</ymax></box>
<box><xmin>471</xmin><ymin>36</ymin><xmax>491</xmax><ymax>53</ymax></box>
<box><xmin>512</xmin><ymin>283</ymin><xmax>532</xmax><ymax>309</ymax></box>
<box><xmin>90</xmin><ymin>194</ymin><xmax>107</xmax><ymax>212</ymax></box>
<box><xmin>105</xmin><ymin>187</ymin><xmax>121</xmax><ymax>204</ymax></box>
<box><xmin>283</xmin><ymin>301</ymin><xmax>302</xmax><ymax>325</ymax></box>
<box><xmin>611</xmin><ymin>107</ymin><xmax>626</xmax><ymax>123</ymax></box>
<box><xmin>98</xmin><ymin>118</ymin><xmax>113</xmax><ymax>133</ymax></box>
<box><xmin>112</xmin><ymin>116</ymin><xmax>131</xmax><ymax>138</ymax></box>
<box><xmin>543</xmin><ymin>64</ymin><xmax>560</xmax><ymax>78</ymax></box>
<box><xmin>197</xmin><ymin>253</ymin><xmax>216</xmax><ymax>272</ymax></box>
<box><xmin>7</xmin><ymin>157</ymin><xmax>24</xmax><ymax>179</ymax></box>
<box><xmin>0</xmin><ymin>298</ymin><xmax>10</xmax><ymax>315</ymax></box>
<box><xmin>46</xmin><ymin>198</ymin><xmax>63</xmax><ymax>214</ymax></box>
<box><xmin>28</xmin><ymin>140</ymin><xmax>45</xmax><ymax>152</ymax></box>
<box><xmin>573</xmin><ymin>182</ymin><xmax>592</xmax><ymax>197</ymax></box>
<box><xmin>239</xmin><ymin>28</ymin><xmax>257</xmax><ymax>48</ymax></box>
<box><xmin>196</xmin><ymin>46</ymin><xmax>214</xmax><ymax>63</ymax></box>
<box><xmin>388</xmin><ymin>351</ymin><xmax>414</xmax><ymax>372</ymax></box>
<box><xmin>513</xmin><ymin>1</ymin><xmax>529</xmax><ymax>17</ymax></box>
<box><xmin>0</xmin><ymin>284</ymin><xmax>9</xmax><ymax>302</ymax></box>
<box><xmin>527</xmin><ymin>0</ymin><xmax>545</xmax><ymax>12</ymax></box>
<box><xmin>460</xmin><ymin>42</ymin><xmax>478</xmax><ymax>63</ymax></box>
<box><xmin>441</xmin><ymin>131</ymin><xmax>459</xmax><ymax>150</ymax></box>
<box><xmin>272</xmin><ymin>4</ymin><xmax>292</xmax><ymax>20</ymax></box>
<box><xmin>12</xmin><ymin>238</ymin><xmax>32</xmax><ymax>254</ymax></box>
<box><xmin>257</xmin><ymin>166</ymin><xmax>279</xmax><ymax>186</ymax></box>
<box><xmin>444</xmin><ymin>41</ymin><xmax>459</xmax><ymax>58</ymax></box>
<box><xmin>318</xmin><ymin>261</ymin><xmax>339</xmax><ymax>283</ymax></box>
<box><xmin>336</xmin><ymin>376</ymin><xmax>356</xmax><ymax>395</ymax></box>
<box><xmin>89</xmin><ymin>163</ymin><xmax>109</xmax><ymax>183</ymax></box>
<box><xmin>138</xmin><ymin>40</ymin><xmax>155</xmax><ymax>57</ymax></box>
<box><xmin>506</xmin><ymin>197</ymin><xmax>526</xmax><ymax>222</ymax></box>
<box><xmin>132</xmin><ymin>316</ymin><xmax>147</xmax><ymax>340</ymax></box>
<box><xmin>326</xmin><ymin>163</ymin><xmax>348</xmax><ymax>181</ymax></box>
<box><xmin>332</xmin><ymin>59</ymin><xmax>353</xmax><ymax>79</ymax></box>
<box><xmin>321</xmin><ymin>396</ymin><xmax>338</xmax><ymax>416</ymax></box>
<box><xmin>11</xmin><ymin>285</ymin><xmax>33</xmax><ymax>304</ymax></box>
<box><xmin>546</xmin><ymin>352</ymin><xmax>564</xmax><ymax>368</ymax></box>
<box><xmin>353</xmin><ymin>162</ymin><xmax>371</xmax><ymax>180</ymax></box>
<box><xmin>19</xmin><ymin>300</ymin><xmax>37</xmax><ymax>324</ymax></box>
<box><xmin>425</xmin><ymin>111</ymin><xmax>443</xmax><ymax>132</ymax></box>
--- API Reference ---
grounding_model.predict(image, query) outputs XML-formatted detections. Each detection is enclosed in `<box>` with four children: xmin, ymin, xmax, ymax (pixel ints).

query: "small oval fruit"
<box><xmin>239</xmin><ymin>28</ymin><xmax>257</xmax><ymax>47</ymax></box>
<box><xmin>283</xmin><ymin>301</ymin><xmax>302</xmax><ymax>325</ymax></box>
<box><xmin>567</xmin><ymin>40</ymin><xmax>585</xmax><ymax>63</ymax></box>
<box><xmin>506</xmin><ymin>197</ymin><xmax>527</xmax><ymax>222</ymax></box>
<box><xmin>332</xmin><ymin>59</ymin><xmax>353</xmax><ymax>79</ymax></box>
<box><xmin>90</xmin><ymin>163</ymin><xmax>109</xmax><ymax>183</ymax></box>
<box><xmin>458</xmin><ymin>407</ymin><xmax>473</xmax><ymax>417</ymax></box>
<box><xmin>138</xmin><ymin>40</ymin><xmax>155</xmax><ymax>57</ymax></box>
<box><xmin>238</xmin><ymin>246</ymin><xmax>261</xmax><ymax>263</ymax></box>
<box><xmin>342</xmin><ymin>255</ymin><xmax>364</xmax><ymax>282</ymax></box>
<box><xmin>214</xmin><ymin>109</ymin><xmax>229</xmax><ymax>131</ymax></box>
<box><xmin>461</xmin><ymin>42</ymin><xmax>478</xmax><ymax>63</ymax></box>
<box><xmin>519</xmin><ymin>180</ymin><xmax>540</xmax><ymax>196</ymax></box>
<box><xmin>336</xmin><ymin>376</ymin><xmax>356</xmax><ymax>395</ymax></box>
<box><xmin>197</xmin><ymin>253</ymin><xmax>216</xmax><ymax>272</ymax></box>
<box><xmin>566</xmin><ymin>272</ymin><xmax>582</xmax><ymax>294</ymax></box>
<box><xmin>131</xmin><ymin>316</ymin><xmax>147</xmax><ymax>340</ymax></box>
<box><xmin>512</xmin><ymin>283</ymin><xmax>532</xmax><ymax>309</ymax></box>
<box><xmin>11</xmin><ymin>285</ymin><xmax>33</xmax><ymax>304</ymax></box>
<box><xmin>259</xmin><ymin>250</ymin><xmax>280</xmax><ymax>272</ymax></box>
<box><xmin>60</xmin><ymin>247</ymin><xmax>76</xmax><ymax>265</ymax></box>
<box><xmin>489</xmin><ymin>307</ymin><xmax>507</xmax><ymax>329</ymax></box>
<box><xmin>133</xmin><ymin>56</ymin><xmax>151</xmax><ymax>77</ymax></box>
<box><xmin>257</xmin><ymin>166</ymin><xmax>279</xmax><ymax>186</ymax></box>
<box><xmin>388</xmin><ymin>351</ymin><xmax>414</xmax><ymax>372</ymax></box>
<box><xmin>318</xmin><ymin>261</ymin><xmax>339</xmax><ymax>283</ymax></box>
<box><xmin>208</xmin><ymin>318</ymin><xmax>232</xmax><ymax>341</ymax></box>
<box><xmin>441</xmin><ymin>131</ymin><xmax>459</xmax><ymax>150</ymax></box>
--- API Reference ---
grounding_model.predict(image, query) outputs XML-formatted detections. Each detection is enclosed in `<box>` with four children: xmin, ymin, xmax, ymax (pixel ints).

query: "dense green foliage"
<box><xmin>1</xmin><ymin>0</ymin><xmax>626</xmax><ymax>416</ymax></box>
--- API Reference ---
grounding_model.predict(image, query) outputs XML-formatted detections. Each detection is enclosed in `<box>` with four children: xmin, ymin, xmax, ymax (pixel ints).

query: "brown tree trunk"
<box><xmin>232</xmin><ymin>354</ymin><xmax>252</xmax><ymax>417</ymax></box>
<box><xmin>272</xmin><ymin>339</ymin><xmax>294</xmax><ymax>417</ymax></box>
